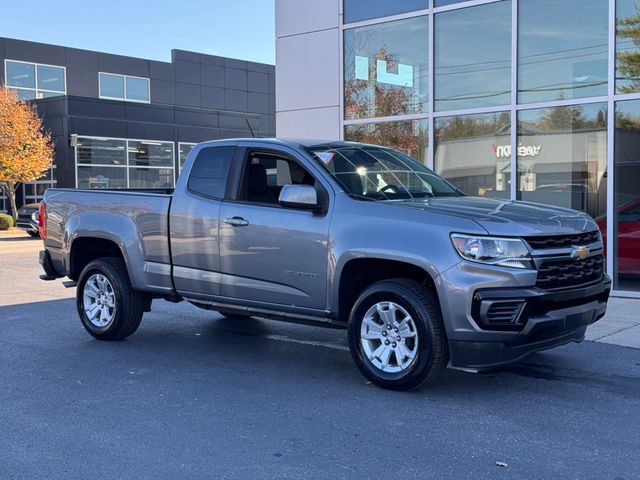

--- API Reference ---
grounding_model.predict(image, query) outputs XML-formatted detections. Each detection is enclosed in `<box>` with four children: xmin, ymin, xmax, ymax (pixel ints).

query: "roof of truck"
<box><xmin>200</xmin><ymin>137</ymin><xmax>363</xmax><ymax>149</ymax></box>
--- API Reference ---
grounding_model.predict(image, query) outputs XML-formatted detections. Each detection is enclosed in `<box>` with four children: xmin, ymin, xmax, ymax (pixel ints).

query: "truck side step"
<box><xmin>62</xmin><ymin>280</ymin><xmax>77</xmax><ymax>288</ymax></box>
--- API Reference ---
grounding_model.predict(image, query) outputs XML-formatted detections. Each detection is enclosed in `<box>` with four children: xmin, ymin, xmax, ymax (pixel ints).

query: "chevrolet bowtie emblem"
<box><xmin>571</xmin><ymin>245</ymin><xmax>590</xmax><ymax>260</ymax></box>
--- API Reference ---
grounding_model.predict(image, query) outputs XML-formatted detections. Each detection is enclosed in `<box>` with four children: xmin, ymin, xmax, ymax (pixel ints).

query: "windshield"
<box><xmin>306</xmin><ymin>144</ymin><xmax>461</xmax><ymax>201</ymax></box>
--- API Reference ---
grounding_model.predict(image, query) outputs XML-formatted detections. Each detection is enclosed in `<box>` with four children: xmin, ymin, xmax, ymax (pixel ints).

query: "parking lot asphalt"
<box><xmin>1</xmin><ymin>234</ymin><xmax>639</xmax><ymax>479</ymax></box>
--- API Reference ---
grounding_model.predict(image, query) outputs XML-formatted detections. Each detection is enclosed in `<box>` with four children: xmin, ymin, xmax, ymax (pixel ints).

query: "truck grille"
<box><xmin>525</xmin><ymin>230</ymin><xmax>600</xmax><ymax>250</ymax></box>
<box><xmin>536</xmin><ymin>254</ymin><xmax>604</xmax><ymax>289</ymax></box>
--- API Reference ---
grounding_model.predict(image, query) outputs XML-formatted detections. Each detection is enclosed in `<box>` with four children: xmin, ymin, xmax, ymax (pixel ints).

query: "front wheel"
<box><xmin>76</xmin><ymin>257</ymin><xmax>146</xmax><ymax>341</ymax></box>
<box><xmin>347</xmin><ymin>279</ymin><xmax>448</xmax><ymax>391</ymax></box>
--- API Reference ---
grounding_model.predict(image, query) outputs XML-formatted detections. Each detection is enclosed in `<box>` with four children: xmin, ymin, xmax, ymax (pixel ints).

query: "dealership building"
<box><xmin>0</xmin><ymin>36</ymin><xmax>275</xmax><ymax>206</ymax></box>
<box><xmin>275</xmin><ymin>0</ymin><xmax>640</xmax><ymax>296</ymax></box>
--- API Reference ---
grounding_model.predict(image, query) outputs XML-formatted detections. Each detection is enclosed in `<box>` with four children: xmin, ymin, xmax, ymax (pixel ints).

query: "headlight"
<box><xmin>31</xmin><ymin>212</ymin><xmax>39</xmax><ymax>222</ymax></box>
<box><xmin>451</xmin><ymin>234</ymin><xmax>533</xmax><ymax>269</ymax></box>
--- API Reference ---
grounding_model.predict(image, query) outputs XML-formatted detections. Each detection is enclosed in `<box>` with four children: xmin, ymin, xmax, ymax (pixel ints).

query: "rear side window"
<box><xmin>187</xmin><ymin>146</ymin><xmax>235</xmax><ymax>199</ymax></box>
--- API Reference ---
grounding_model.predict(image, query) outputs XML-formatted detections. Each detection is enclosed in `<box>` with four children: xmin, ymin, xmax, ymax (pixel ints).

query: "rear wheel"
<box><xmin>76</xmin><ymin>257</ymin><xmax>146</xmax><ymax>340</ymax></box>
<box><xmin>347</xmin><ymin>279</ymin><xmax>448</xmax><ymax>391</ymax></box>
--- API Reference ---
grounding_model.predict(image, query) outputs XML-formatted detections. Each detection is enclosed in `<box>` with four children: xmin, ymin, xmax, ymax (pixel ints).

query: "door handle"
<box><xmin>224</xmin><ymin>216</ymin><xmax>249</xmax><ymax>227</ymax></box>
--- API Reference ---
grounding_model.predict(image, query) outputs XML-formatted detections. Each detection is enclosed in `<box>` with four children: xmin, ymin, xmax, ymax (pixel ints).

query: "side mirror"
<box><xmin>278</xmin><ymin>184</ymin><xmax>321</xmax><ymax>211</ymax></box>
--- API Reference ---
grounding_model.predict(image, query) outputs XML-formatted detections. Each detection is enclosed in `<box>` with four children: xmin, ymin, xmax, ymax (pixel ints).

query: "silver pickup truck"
<box><xmin>39</xmin><ymin>138</ymin><xmax>611</xmax><ymax>390</ymax></box>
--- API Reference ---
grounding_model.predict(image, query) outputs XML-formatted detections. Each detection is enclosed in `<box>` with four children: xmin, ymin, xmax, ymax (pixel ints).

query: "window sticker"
<box><xmin>316</xmin><ymin>151</ymin><xmax>336</xmax><ymax>165</ymax></box>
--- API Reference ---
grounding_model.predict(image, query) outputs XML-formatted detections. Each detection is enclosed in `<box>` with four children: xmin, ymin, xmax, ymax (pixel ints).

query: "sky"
<box><xmin>0</xmin><ymin>0</ymin><xmax>276</xmax><ymax>65</ymax></box>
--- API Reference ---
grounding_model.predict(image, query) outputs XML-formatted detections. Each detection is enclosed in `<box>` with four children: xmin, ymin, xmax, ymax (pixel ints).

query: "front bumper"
<box><xmin>16</xmin><ymin>216</ymin><xmax>38</xmax><ymax>233</ymax></box>
<box><xmin>440</xmin><ymin>263</ymin><xmax>611</xmax><ymax>368</ymax></box>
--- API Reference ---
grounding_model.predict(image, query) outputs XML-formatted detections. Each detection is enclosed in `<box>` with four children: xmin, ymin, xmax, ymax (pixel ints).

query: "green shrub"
<box><xmin>0</xmin><ymin>213</ymin><xmax>14</xmax><ymax>230</ymax></box>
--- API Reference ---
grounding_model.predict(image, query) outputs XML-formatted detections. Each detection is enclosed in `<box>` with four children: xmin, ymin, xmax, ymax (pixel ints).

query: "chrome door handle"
<box><xmin>224</xmin><ymin>216</ymin><xmax>249</xmax><ymax>227</ymax></box>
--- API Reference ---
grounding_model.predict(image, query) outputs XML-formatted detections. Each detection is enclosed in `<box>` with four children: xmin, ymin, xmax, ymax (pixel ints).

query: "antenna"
<box><xmin>245</xmin><ymin>118</ymin><xmax>256</xmax><ymax>138</ymax></box>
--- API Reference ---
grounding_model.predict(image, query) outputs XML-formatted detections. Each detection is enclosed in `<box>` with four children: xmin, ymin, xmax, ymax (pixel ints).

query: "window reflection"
<box><xmin>517</xmin><ymin>103</ymin><xmax>607</xmax><ymax>219</ymax></box>
<box><xmin>344</xmin><ymin>119</ymin><xmax>429</xmax><ymax>165</ymax></box>
<box><xmin>179</xmin><ymin>143</ymin><xmax>197</xmax><ymax>171</ymax></box>
<box><xmin>435</xmin><ymin>1</ymin><xmax>511</xmax><ymax>111</ymax></box>
<box><xmin>77</xmin><ymin>165</ymin><xmax>127</xmax><ymax>189</ymax></box>
<box><xmin>344</xmin><ymin>0</ymin><xmax>427</xmax><ymax>23</ymax></box>
<box><xmin>518</xmin><ymin>0</ymin><xmax>608</xmax><ymax>103</ymax></box>
<box><xmin>434</xmin><ymin>112</ymin><xmax>511</xmax><ymax>198</ymax></box>
<box><xmin>5</xmin><ymin>60</ymin><xmax>65</xmax><ymax>99</ymax></box>
<box><xmin>75</xmin><ymin>136</ymin><xmax>175</xmax><ymax>189</ymax></box>
<box><xmin>6</xmin><ymin>61</ymin><xmax>36</xmax><ymax>89</ymax></box>
<box><xmin>612</xmin><ymin>101</ymin><xmax>640</xmax><ymax>292</ymax></box>
<box><xmin>344</xmin><ymin>16</ymin><xmax>428</xmax><ymax>120</ymax></box>
<box><xmin>616</xmin><ymin>0</ymin><xmax>640</xmax><ymax>94</ymax></box>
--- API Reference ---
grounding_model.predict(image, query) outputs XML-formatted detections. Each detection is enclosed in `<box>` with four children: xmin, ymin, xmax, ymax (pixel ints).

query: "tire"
<box><xmin>347</xmin><ymin>278</ymin><xmax>448</xmax><ymax>391</ymax></box>
<box><xmin>76</xmin><ymin>257</ymin><xmax>146</xmax><ymax>341</ymax></box>
<box><xmin>27</xmin><ymin>230</ymin><xmax>40</xmax><ymax>238</ymax></box>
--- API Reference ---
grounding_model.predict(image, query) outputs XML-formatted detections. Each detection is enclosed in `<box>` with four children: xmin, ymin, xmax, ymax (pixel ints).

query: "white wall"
<box><xmin>275</xmin><ymin>0</ymin><xmax>342</xmax><ymax>140</ymax></box>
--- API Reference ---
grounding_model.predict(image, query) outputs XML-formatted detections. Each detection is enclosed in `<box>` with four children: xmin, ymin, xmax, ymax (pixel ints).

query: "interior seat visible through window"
<box><xmin>247</xmin><ymin>163</ymin><xmax>277</xmax><ymax>204</ymax></box>
<box><xmin>240</xmin><ymin>151</ymin><xmax>317</xmax><ymax>206</ymax></box>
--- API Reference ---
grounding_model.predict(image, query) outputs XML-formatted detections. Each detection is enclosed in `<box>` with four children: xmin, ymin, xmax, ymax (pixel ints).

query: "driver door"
<box><xmin>218</xmin><ymin>145</ymin><xmax>332</xmax><ymax>310</ymax></box>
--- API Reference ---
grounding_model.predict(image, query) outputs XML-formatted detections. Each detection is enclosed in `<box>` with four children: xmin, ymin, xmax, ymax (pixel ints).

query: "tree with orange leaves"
<box><xmin>0</xmin><ymin>86</ymin><xmax>54</xmax><ymax>221</ymax></box>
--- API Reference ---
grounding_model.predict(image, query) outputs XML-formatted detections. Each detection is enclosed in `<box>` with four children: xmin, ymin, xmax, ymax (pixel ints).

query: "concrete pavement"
<box><xmin>1</xmin><ymin>230</ymin><xmax>640</xmax><ymax>479</ymax></box>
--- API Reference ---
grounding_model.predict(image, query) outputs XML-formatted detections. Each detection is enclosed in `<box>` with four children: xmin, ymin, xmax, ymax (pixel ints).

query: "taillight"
<box><xmin>38</xmin><ymin>201</ymin><xmax>47</xmax><ymax>240</ymax></box>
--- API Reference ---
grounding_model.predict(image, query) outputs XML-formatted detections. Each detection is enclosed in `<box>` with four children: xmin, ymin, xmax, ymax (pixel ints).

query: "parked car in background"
<box><xmin>596</xmin><ymin>199</ymin><xmax>640</xmax><ymax>277</ymax></box>
<box><xmin>38</xmin><ymin>139</ymin><xmax>611</xmax><ymax>390</ymax></box>
<box><xmin>16</xmin><ymin>203</ymin><xmax>40</xmax><ymax>237</ymax></box>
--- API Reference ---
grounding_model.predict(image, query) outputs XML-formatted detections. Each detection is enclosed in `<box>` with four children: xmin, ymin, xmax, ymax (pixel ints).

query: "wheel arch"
<box><xmin>69</xmin><ymin>236</ymin><xmax>129</xmax><ymax>281</ymax></box>
<box><xmin>333</xmin><ymin>254</ymin><xmax>442</xmax><ymax>324</ymax></box>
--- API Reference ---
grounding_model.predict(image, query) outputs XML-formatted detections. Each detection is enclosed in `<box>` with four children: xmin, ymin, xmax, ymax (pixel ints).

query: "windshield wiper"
<box><xmin>345</xmin><ymin>193</ymin><xmax>377</xmax><ymax>202</ymax></box>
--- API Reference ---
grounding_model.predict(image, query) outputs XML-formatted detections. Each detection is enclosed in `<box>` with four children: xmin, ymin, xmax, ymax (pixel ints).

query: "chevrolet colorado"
<box><xmin>38</xmin><ymin>138</ymin><xmax>611</xmax><ymax>390</ymax></box>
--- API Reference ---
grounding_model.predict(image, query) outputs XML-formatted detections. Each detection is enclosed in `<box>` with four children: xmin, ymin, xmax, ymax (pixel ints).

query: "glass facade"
<box><xmin>75</xmin><ymin>137</ymin><xmax>174</xmax><ymax>189</ymax></box>
<box><xmin>614</xmin><ymin>100</ymin><xmax>640</xmax><ymax>292</ymax></box>
<box><xmin>179</xmin><ymin>143</ymin><xmax>197</xmax><ymax>171</ymax></box>
<box><xmin>518</xmin><ymin>0</ymin><xmax>608</xmax><ymax>104</ymax></box>
<box><xmin>434</xmin><ymin>112</ymin><xmax>511</xmax><ymax>198</ymax></box>
<box><xmin>5</xmin><ymin>60</ymin><xmax>66</xmax><ymax>100</ymax></box>
<box><xmin>341</xmin><ymin>0</ymin><xmax>640</xmax><ymax>294</ymax></box>
<box><xmin>344</xmin><ymin>16</ymin><xmax>428</xmax><ymax>120</ymax></box>
<box><xmin>517</xmin><ymin>104</ymin><xmax>607</xmax><ymax>219</ymax></box>
<box><xmin>344</xmin><ymin>119</ymin><xmax>428</xmax><ymax>164</ymax></box>
<box><xmin>99</xmin><ymin>73</ymin><xmax>150</xmax><ymax>103</ymax></box>
<box><xmin>435</xmin><ymin>1</ymin><xmax>511</xmax><ymax>111</ymax></box>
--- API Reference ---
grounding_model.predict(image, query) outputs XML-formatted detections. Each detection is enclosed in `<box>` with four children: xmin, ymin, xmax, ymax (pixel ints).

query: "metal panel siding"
<box><xmin>175</xmin><ymin>109</ymin><xmax>220</xmax><ymax>128</ymax></box>
<box><xmin>201</xmin><ymin>65</ymin><xmax>225</xmax><ymax>88</ymax></box>
<box><xmin>66</xmin><ymin>68</ymin><xmax>99</xmax><ymax>97</ymax></box>
<box><xmin>248</xmin><ymin>71</ymin><xmax>269</xmax><ymax>93</ymax></box>
<box><xmin>175</xmin><ymin>61</ymin><xmax>201</xmax><ymax>84</ymax></box>
<box><xmin>224</xmin><ymin>90</ymin><xmax>248</xmax><ymax>112</ymax></box>
<box><xmin>149</xmin><ymin>79</ymin><xmax>176</xmax><ymax>105</ymax></box>
<box><xmin>201</xmin><ymin>86</ymin><xmax>226</xmax><ymax>109</ymax></box>
<box><xmin>224</xmin><ymin>68</ymin><xmax>248</xmax><ymax>91</ymax></box>
<box><xmin>5</xmin><ymin>38</ymin><xmax>66</xmax><ymax>65</ymax></box>
<box><xmin>175</xmin><ymin>83</ymin><xmax>201</xmax><ymax>107</ymax></box>
<box><xmin>65</xmin><ymin>48</ymin><xmax>99</xmax><ymax>69</ymax></box>
<box><xmin>149</xmin><ymin>60</ymin><xmax>175</xmax><ymax>81</ymax></box>
<box><xmin>98</xmin><ymin>53</ymin><xmax>150</xmax><ymax>77</ymax></box>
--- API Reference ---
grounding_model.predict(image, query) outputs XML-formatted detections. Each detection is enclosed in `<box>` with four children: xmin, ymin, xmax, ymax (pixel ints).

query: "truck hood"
<box><xmin>393</xmin><ymin>196</ymin><xmax>598</xmax><ymax>236</ymax></box>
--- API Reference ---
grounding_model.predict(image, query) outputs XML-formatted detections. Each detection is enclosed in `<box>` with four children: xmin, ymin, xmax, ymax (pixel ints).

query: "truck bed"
<box><xmin>43</xmin><ymin>188</ymin><xmax>174</xmax><ymax>294</ymax></box>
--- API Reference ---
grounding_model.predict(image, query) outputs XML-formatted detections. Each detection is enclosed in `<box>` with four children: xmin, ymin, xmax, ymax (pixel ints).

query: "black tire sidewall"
<box><xmin>348</xmin><ymin>281</ymin><xmax>440</xmax><ymax>389</ymax></box>
<box><xmin>76</xmin><ymin>259</ymin><xmax>126</xmax><ymax>338</ymax></box>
